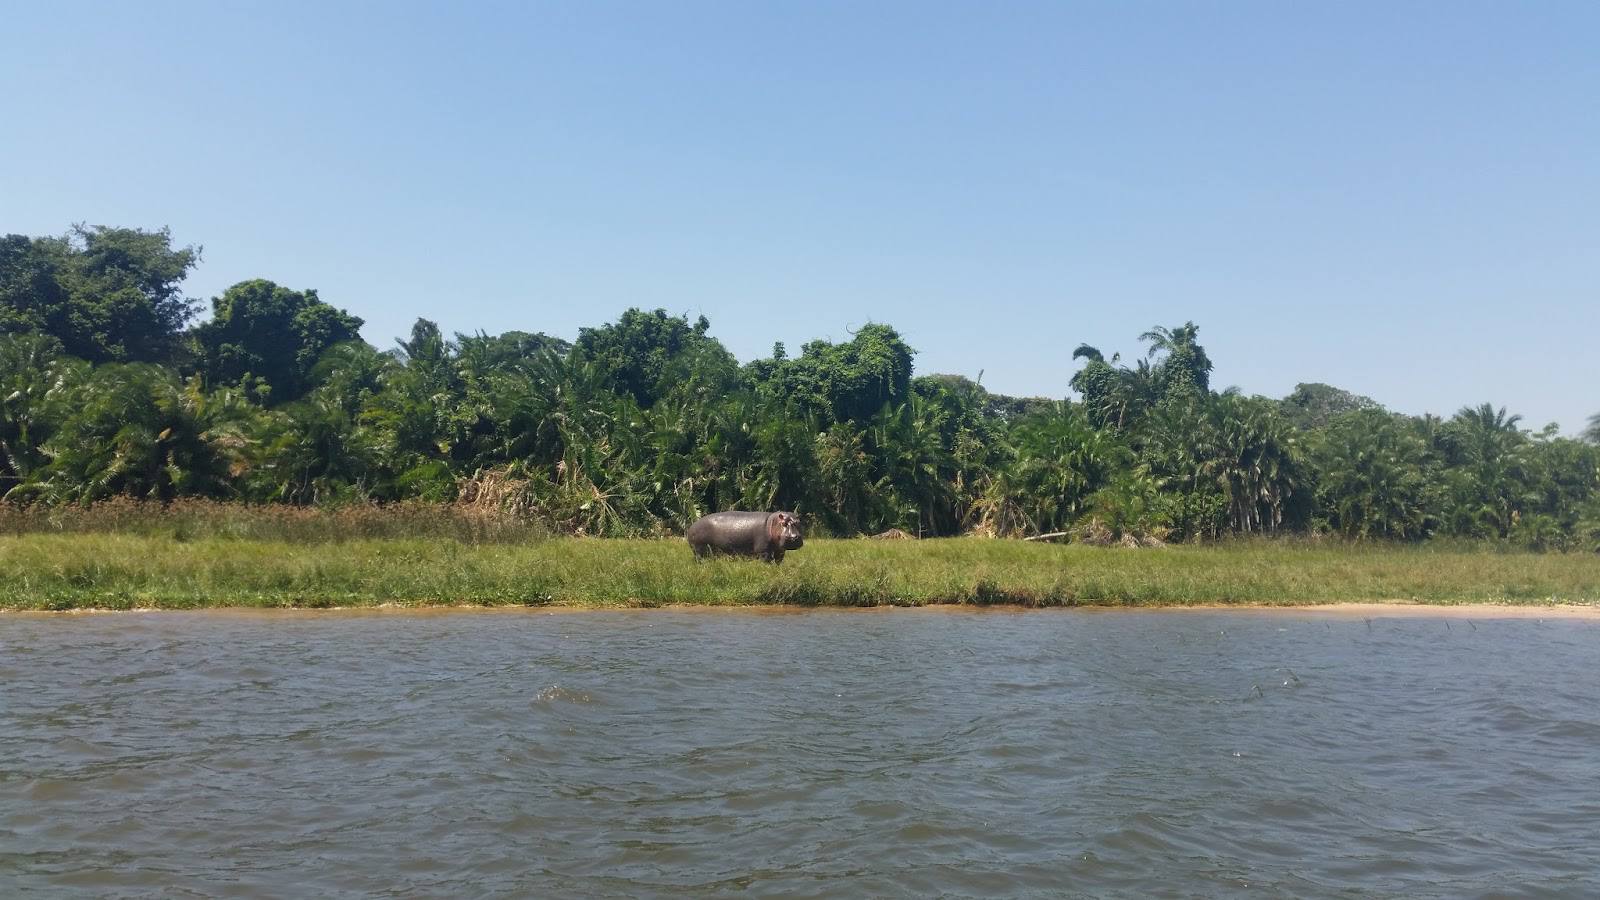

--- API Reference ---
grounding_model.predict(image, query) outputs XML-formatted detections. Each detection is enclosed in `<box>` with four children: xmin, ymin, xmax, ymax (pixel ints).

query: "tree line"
<box><xmin>4</xmin><ymin>224</ymin><xmax>1599</xmax><ymax>548</ymax></box>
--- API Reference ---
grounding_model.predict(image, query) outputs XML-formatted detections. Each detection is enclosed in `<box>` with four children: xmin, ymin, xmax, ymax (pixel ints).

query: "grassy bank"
<box><xmin>3</xmin><ymin>534</ymin><xmax>1599</xmax><ymax>611</ymax></box>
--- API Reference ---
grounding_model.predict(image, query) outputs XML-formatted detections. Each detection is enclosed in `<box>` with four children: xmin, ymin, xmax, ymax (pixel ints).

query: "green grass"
<box><xmin>3</xmin><ymin>535</ymin><xmax>1599</xmax><ymax>611</ymax></box>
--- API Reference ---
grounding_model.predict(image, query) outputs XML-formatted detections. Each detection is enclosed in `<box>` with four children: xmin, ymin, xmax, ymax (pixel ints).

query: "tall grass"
<box><xmin>0</xmin><ymin>498</ymin><xmax>548</xmax><ymax>544</ymax></box>
<box><xmin>3</xmin><ymin>533</ymin><xmax>1598</xmax><ymax>611</ymax></box>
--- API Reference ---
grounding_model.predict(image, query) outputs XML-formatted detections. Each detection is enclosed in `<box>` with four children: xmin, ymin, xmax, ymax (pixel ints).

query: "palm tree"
<box><xmin>1069</xmin><ymin>344</ymin><xmax>1118</xmax><ymax>427</ymax></box>
<box><xmin>872</xmin><ymin>395</ymin><xmax>957</xmax><ymax>535</ymax></box>
<box><xmin>1203</xmin><ymin>393</ymin><xmax>1302</xmax><ymax>533</ymax></box>
<box><xmin>1135</xmin><ymin>399</ymin><xmax>1226</xmax><ymax>540</ymax></box>
<box><xmin>734</xmin><ymin>397</ymin><xmax>822</xmax><ymax>518</ymax></box>
<box><xmin>1082</xmin><ymin>469</ymin><xmax>1170</xmax><ymax>543</ymax></box>
<box><xmin>1309</xmin><ymin>409</ymin><xmax>1438</xmax><ymax>540</ymax></box>
<box><xmin>968</xmin><ymin>458</ymin><xmax>1034</xmax><ymax>538</ymax></box>
<box><xmin>22</xmin><ymin>365</ymin><xmax>242</xmax><ymax>502</ymax></box>
<box><xmin>1110</xmin><ymin>359</ymin><xmax>1164</xmax><ymax>429</ymax></box>
<box><xmin>815</xmin><ymin>422</ymin><xmax>882</xmax><ymax>534</ymax></box>
<box><xmin>249</xmin><ymin>389</ymin><xmax>380</xmax><ymax>503</ymax></box>
<box><xmin>309</xmin><ymin>341</ymin><xmax>396</xmax><ymax>414</ymax></box>
<box><xmin>1454</xmin><ymin>403</ymin><xmax>1522</xmax><ymax>445</ymax></box>
<box><xmin>1003</xmin><ymin>402</ymin><xmax>1124</xmax><ymax>535</ymax></box>
<box><xmin>1442</xmin><ymin>403</ymin><xmax>1532</xmax><ymax>538</ymax></box>
<box><xmin>1139</xmin><ymin>322</ymin><xmax>1213</xmax><ymax>401</ymax></box>
<box><xmin>0</xmin><ymin>334</ymin><xmax>86</xmax><ymax>494</ymax></box>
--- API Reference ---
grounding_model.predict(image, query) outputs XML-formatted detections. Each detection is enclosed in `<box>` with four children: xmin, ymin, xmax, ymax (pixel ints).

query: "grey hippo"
<box><xmin>686</xmin><ymin>511</ymin><xmax>804</xmax><ymax>563</ymax></box>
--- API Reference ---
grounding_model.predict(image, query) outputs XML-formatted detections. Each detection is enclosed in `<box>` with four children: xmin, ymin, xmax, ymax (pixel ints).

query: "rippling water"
<box><xmin>3</xmin><ymin>608</ymin><xmax>1599</xmax><ymax>897</ymax></box>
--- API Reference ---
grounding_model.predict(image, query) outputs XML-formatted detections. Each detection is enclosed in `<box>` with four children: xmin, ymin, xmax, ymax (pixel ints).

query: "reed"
<box><xmin>0</xmin><ymin>498</ymin><xmax>549</xmax><ymax>544</ymax></box>
<box><xmin>3</xmin><ymin>534</ymin><xmax>1598</xmax><ymax>611</ymax></box>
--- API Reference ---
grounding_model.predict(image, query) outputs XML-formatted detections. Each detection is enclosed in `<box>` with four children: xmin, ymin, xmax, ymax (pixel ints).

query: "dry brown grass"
<box><xmin>0</xmin><ymin>497</ymin><xmax>549</xmax><ymax>544</ymax></box>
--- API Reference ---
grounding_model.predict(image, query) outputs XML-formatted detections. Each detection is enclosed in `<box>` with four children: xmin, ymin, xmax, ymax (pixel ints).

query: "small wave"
<box><xmin>50</xmin><ymin>736</ymin><xmax>116</xmax><ymax>759</ymax></box>
<box><xmin>534</xmin><ymin>684</ymin><xmax>593</xmax><ymax>704</ymax></box>
<box><xmin>1536</xmin><ymin>718</ymin><xmax>1600</xmax><ymax>742</ymax></box>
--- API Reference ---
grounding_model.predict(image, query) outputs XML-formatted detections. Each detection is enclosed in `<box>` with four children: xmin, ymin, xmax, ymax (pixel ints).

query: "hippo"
<box><xmin>687</xmin><ymin>511</ymin><xmax>804</xmax><ymax>563</ymax></box>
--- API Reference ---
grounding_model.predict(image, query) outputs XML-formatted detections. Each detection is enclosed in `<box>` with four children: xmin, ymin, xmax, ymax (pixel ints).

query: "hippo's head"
<box><xmin>769</xmin><ymin>511</ymin><xmax>804</xmax><ymax>551</ymax></box>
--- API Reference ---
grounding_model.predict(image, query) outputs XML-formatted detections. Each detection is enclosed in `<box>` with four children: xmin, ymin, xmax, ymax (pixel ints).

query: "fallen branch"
<box><xmin>1023</xmin><ymin>531</ymin><xmax>1070</xmax><ymax>542</ymax></box>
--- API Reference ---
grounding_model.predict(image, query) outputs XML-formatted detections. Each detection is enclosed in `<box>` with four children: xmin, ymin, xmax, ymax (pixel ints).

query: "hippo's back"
<box><xmin>687</xmin><ymin>511</ymin><xmax>771</xmax><ymax>553</ymax></box>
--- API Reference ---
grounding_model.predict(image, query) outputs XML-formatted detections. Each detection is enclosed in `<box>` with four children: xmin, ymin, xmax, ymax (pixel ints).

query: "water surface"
<box><xmin>3</xmin><ymin>608</ymin><xmax>1598</xmax><ymax>897</ymax></box>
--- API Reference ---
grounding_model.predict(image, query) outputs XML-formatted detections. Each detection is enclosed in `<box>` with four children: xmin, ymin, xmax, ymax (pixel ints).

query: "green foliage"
<box><xmin>1280</xmin><ymin>382</ymin><xmax>1382</xmax><ymax>431</ymax></box>
<box><xmin>1437</xmin><ymin>404</ymin><xmax>1534</xmax><ymax>539</ymax></box>
<box><xmin>1141</xmin><ymin>322</ymin><xmax>1213</xmax><ymax>403</ymax></box>
<box><xmin>814</xmin><ymin>421</ymin><xmax>881</xmax><ymax>534</ymax></box>
<box><xmin>248</xmin><ymin>389</ymin><xmax>382</xmax><ymax>504</ymax></box>
<box><xmin>1199</xmin><ymin>393</ymin><xmax>1306</xmax><ymax>534</ymax></box>
<box><xmin>1069</xmin><ymin>344</ymin><xmax>1161</xmax><ymax>430</ymax></box>
<box><xmin>1576</xmin><ymin>496</ymin><xmax>1600</xmax><ymax>553</ymax></box>
<box><xmin>1082</xmin><ymin>471</ymin><xmax>1174</xmax><ymax>544</ymax></box>
<box><xmin>755</xmin><ymin>323</ymin><xmax>914</xmax><ymax>424</ymax></box>
<box><xmin>14</xmin><ymin>364</ymin><xmax>246</xmax><ymax>503</ymax></box>
<box><xmin>917</xmin><ymin>373</ymin><xmax>1049</xmax><ymax>423</ymax></box>
<box><xmin>0</xmin><ymin>334</ymin><xmax>86</xmax><ymax>493</ymax></box>
<box><xmin>195</xmin><ymin>279</ymin><xmax>364</xmax><ymax>403</ymax></box>
<box><xmin>1004</xmin><ymin>402</ymin><xmax>1124</xmax><ymax>534</ymax></box>
<box><xmin>1068</xmin><ymin>344</ymin><xmax>1120</xmax><ymax>427</ymax></box>
<box><xmin>1135</xmin><ymin>401</ymin><xmax>1227</xmax><ymax>540</ymax></box>
<box><xmin>1309</xmin><ymin>409</ymin><xmax>1439</xmax><ymax>540</ymax></box>
<box><xmin>455</xmin><ymin>329</ymin><xmax>571</xmax><ymax>372</ymax></box>
<box><xmin>572</xmin><ymin>308</ymin><xmax>737</xmax><ymax>408</ymax></box>
<box><xmin>1</xmin><ymin>224</ymin><xmax>1595</xmax><ymax>551</ymax></box>
<box><xmin>1</xmin><ymin>225</ymin><xmax>200</xmax><ymax>363</ymax></box>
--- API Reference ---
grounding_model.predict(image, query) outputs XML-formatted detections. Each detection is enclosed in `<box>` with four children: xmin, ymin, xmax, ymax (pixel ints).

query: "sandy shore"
<box><xmin>10</xmin><ymin>601</ymin><xmax>1600</xmax><ymax>619</ymax></box>
<box><xmin>1112</xmin><ymin>602</ymin><xmax>1600</xmax><ymax>619</ymax></box>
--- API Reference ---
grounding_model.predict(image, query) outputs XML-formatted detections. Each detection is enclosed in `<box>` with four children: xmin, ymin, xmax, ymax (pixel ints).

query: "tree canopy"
<box><xmin>194</xmin><ymin>279</ymin><xmax>364</xmax><ymax>404</ymax></box>
<box><xmin>572</xmin><ymin>308</ymin><xmax>736</xmax><ymax>408</ymax></box>
<box><xmin>756</xmin><ymin>323</ymin><xmax>915</xmax><ymax>423</ymax></box>
<box><xmin>3</xmin><ymin>223</ymin><xmax>1596</xmax><ymax>550</ymax></box>
<box><xmin>1</xmin><ymin>225</ymin><xmax>200</xmax><ymax>363</ymax></box>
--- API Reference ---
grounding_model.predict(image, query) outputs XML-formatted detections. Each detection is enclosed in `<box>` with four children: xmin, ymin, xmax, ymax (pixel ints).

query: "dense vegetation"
<box><xmin>4</xmin><ymin>224</ymin><xmax>1599</xmax><ymax>550</ymax></box>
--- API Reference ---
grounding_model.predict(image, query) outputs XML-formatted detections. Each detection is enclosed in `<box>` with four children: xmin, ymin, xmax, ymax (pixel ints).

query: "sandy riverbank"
<box><xmin>10</xmin><ymin>600</ymin><xmax>1600</xmax><ymax>619</ymax></box>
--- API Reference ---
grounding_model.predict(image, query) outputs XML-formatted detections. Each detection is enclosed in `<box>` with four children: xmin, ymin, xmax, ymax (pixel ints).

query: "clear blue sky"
<box><xmin>4</xmin><ymin>2</ymin><xmax>1596</xmax><ymax>431</ymax></box>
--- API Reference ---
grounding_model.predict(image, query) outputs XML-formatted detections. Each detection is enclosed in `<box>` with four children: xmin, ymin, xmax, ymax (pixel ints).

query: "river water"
<box><xmin>3</xmin><ymin>608</ymin><xmax>1598</xmax><ymax>897</ymax></box>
